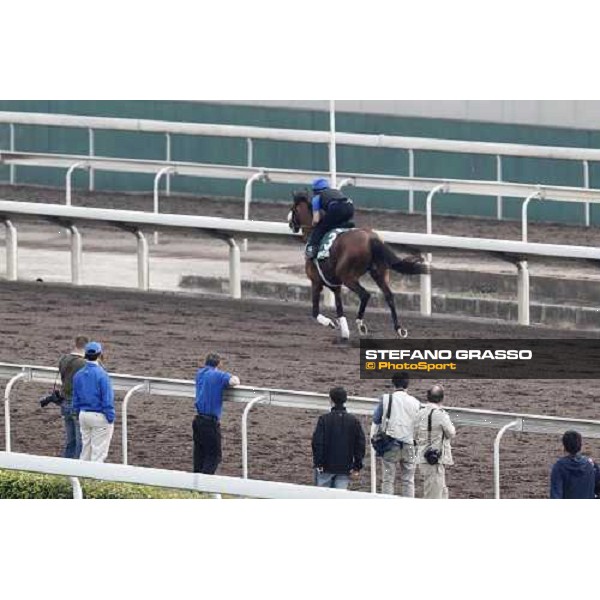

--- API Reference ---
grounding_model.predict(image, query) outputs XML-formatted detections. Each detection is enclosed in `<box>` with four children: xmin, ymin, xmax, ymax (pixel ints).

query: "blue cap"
<box><xmin>84</xmin><ymin>341</ymin><xmax>102</xmax><ymax>356</ymax></box>
<box><xmin>312</xmin><ymin>178</ymin><xmax>329</xmax><ymax>192</ymax></box>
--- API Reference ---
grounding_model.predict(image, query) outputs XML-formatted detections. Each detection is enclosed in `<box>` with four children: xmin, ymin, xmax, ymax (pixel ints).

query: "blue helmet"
<box><xmin>312</xmin><ymin>178</ymin><xmax>329</xmax><ymax>192</ymax></box>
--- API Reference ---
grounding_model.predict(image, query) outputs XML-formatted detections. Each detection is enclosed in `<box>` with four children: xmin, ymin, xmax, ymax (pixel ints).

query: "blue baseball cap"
<box><xmin>84</xmin><ymin>341</ymin><xmax>103</xmax><ymax>356</ymax></box>
<box><xmin>312</xmin><ymin>178</ymin><xmax>329</xmax><ymax>192</ymax></box>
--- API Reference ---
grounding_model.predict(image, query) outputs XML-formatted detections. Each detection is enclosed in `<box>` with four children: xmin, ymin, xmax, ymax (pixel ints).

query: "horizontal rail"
<box><xmin>2</xmin><ymin>362</ymin><xmax>600</xmax><ymax>438</ymax></box>
<box><xmin>1</xmin><ymin>199</ymin><xmax>599</xmax><ymax>263</ymax></box>
<box><xmin>4</xmin><ymin>111</ymin><xmax>600</xmax><ymax>163</ymax></box>
<box><xmin>0</xmin><ymin>452</ymin><xmax>394</xmax><ymax>499</ymax></box>
<box><xmin>2</xmin><ymin>151</ymin><xmax>600</xmax><ymax>204</ymax></box>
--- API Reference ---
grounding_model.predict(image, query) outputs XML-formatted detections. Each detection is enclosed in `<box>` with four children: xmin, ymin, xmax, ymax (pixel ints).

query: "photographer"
<box><xmin>550</xmin><ymin>430</ymin><xmax>598</xmax><ymax>499</ymax></box>
<box><xmin>57</xmin><ymin>335</ymin><xmax>88</xmax><ymax>458</ymax></box>
<box><xmin>414</xmin><ymin>384</ymin><xmax>456</xmax><ymax>499</ymax></box>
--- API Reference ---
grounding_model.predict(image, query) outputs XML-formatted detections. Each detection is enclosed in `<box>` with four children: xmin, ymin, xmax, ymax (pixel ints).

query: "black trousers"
<box><xmin>307</xmin><ymin>202</ymin><xmax>354</xmax><ymax>249</ymax></box>
<box><xmin>193</xmin><ymin>414</ymin><xmax>222</xmax><ymax>474</ymax></box>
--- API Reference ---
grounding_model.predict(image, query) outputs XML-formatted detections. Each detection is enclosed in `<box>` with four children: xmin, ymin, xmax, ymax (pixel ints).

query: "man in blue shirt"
<box><xmin>305</xmin><ymin>178</ymin><xmax>354</xmax><ymax>259</ymax></box>
<box><xmin>193</xmin><ymin>352</ymin><xmax>240</xmax><ymax>474</ymax></box>
<box><xmin>550</xmin><ymin>430</ymin><xmax>599</xmax><ymax>499</ymax></box>
<box><xmin>72</xmin><ymin>341</ymin><xmax>115</xmax><ymax>462</ymax></box>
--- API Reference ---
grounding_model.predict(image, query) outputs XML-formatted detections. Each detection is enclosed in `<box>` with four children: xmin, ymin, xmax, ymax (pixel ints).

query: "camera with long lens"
<box><xmin>40</xmin><ymin>390</ymin><xmax>65</xmax><ymax>408</ymax></box>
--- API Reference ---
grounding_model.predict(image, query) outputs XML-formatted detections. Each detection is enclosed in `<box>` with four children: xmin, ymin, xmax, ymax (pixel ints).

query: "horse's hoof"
<box><xmin>397</xmin><ymin>328</ymin><xmax>409</xmax><ymax>338</ymax></box>
<box><xmin>332</xmin><ymin>337</ymin><xmax>350</xmax><ymax>346</ymax></box>
<box><xmin>356</xmin><ymin>319</ymin><xmax>369</xmax><ymax>336</ymax></box>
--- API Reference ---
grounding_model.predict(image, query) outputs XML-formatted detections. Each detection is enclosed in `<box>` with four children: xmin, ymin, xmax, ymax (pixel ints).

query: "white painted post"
<box><xmin>88</xmin><ymin>128</ymin><xmax>95</xmax><ymax>191</ymax></box>
<box><xmin>4</xmin><ymin>220</ymin><xmax>18</xmax><ymax>281</ymax></box>
<box><xmin>408</xmin><ymin>148</ymin><xmax>415</xmax><ymax>213</ymax></box>
<box><xmin>337</xmin><ymin>178</ymin><xmax>354</xmax><ymax>190</ymax></box>
<box><xmin>70</xmin><ymin>477</ymin><xmax>83</xmax><ymax>499</ymax></box>
<box><xmin>496</xmin><ymin>155</ymin><xmax>503</xmax><ymax>220</ymax></box>
<box><xmin>329</xmin><ymin>100</ymin><xmax>337</xmax><ymax>187</ymax></box>
<box><xmin>583</xmin><ymin>160</ymin><xmax>590</xmax><ymax>227</ymax></box>
<box><xmin>121</xmin><ymin>382</ymin><xmax>149</xmax><ymax>465</ymax></box>
<box><xmin>494</xmin><ymin>419</ymin><xmax>520</xmax><ymax>499</ymax></box>
<box><xmin>247</xmin><ymin>138</ymin><xmax>253</xmax><ymax>167</ymax></box>
<box><xmin>9</xmin><ymin>123</ymin><xmax>15</xmax><ymax>185</ymax></box>
<box><xmin>4</xmin><ymin>371</ymin><xmax>28</xmax><ymax>452</ymax></box>
<box><xmin>323</xmin><ymin>288</ymin><xmax>336</xmax><ymax>310</ymax></box>
<box><xmin>153</xmin><ymin>166</ymin><xmax>176</xmax><ymax>245</ymax></box>
<box><xmin>243</xmin><ymin>170</ymin><xmax>267</xmax><ymax>252</ymax></box>
<box><xmin>165</xmin><ymin>133</ymin><xmax>172</xmax><ymax>197</ymax></box>
<box><xmin>370</xmin><ymin>443</ymin><xmax>377</xmax><ymax>494</ymax></box>
<box><xmin>517</xmin><ymin>260</ymin><xmax>530</xmax><ymax>326</ymax></box>
<box><xmin>227</xmin><ymin>238</ymin><xmax>241</xmax><ymax>299</ymax></box>
<box><xmin>521</xmin><ymin>190</ymin><xmax>542</xmax><ymax>243</ymax></box>
<box><xmin>421</xmin><ymin>185</ymin><xmax>446</xmax><ymax>317</ymax></box>
<box><xmin>65</xmin><ymin>162</ymin><xmax>88</xmax><ymax>206</ymax></box>
<box><xmin>69</xmin><ymin>225</ymin><xmax>83</xmax><ymax>285</ymax></box>
<box><xmin>242</xmin><ymin>394</ymin><xmax>268</xmax><ymax>479</ymax></box>
<box><xmin>135</xmin><ymin>231</ymin><xmax>149</xmax><ymax>291</ymax></box>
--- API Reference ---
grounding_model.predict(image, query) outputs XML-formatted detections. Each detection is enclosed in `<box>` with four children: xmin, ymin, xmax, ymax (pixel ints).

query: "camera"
<box><xmin>40</xmin><ymin>390</ymin><xmax>65</xmax><ymax>408</ymax></box>
<box><xmin>424</xmin><ymin>447</ymin><xmax>442</xmax><ymax>465</ymax></box>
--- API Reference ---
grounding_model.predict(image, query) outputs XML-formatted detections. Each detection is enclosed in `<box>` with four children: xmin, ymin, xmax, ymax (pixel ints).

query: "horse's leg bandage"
<box><xmin>338</xmin><ymin>316</ymin><xmax>350</xmax><ymax>339</ymax></box>
<box><xmin>316</xmin><ymin>314</ymin><xmax>336</xmax><ymax>328</ymax></box>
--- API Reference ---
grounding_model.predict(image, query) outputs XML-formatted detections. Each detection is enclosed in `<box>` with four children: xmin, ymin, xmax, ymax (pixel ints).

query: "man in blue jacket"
<box><xmin>72</xmin><ymin>341</ymin><xmax>115</xmax><ymax>463</ymax></box>
<box><xmin>550</xmin><ymin>430</ymin><xmax>598</xmax><ymax>499</ymax></box>
<box><xmin>193</xmin><ymin>352</ymin><xmax>240</xmax><ymax>474</ymax></box>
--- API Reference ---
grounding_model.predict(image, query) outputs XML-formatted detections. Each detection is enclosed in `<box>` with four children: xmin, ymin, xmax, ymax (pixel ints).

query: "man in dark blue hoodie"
<box><xmin>550</xmin><ymin>430</ymin><xmax>598</xmax><ymax>499</ymax></box>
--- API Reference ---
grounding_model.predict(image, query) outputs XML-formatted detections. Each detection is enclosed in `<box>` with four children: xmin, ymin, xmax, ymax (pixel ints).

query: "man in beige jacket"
<box><xmin>414</xmin><ymin>384</ymin><xmax>456</xmax><ymax>499</ymax></box>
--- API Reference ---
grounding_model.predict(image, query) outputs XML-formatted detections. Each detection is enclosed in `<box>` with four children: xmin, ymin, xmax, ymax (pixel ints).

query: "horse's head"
<box><xmin>288</xmin><ymin>189</ymin><xmax>313</xmax><ymax>235</ymax></box>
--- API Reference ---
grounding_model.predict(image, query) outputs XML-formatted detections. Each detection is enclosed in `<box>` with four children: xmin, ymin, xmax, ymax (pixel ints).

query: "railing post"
<box><xmin>337</xmin><ymin>177</ymin><xmax>354</xmax><ymax>191</ymax></box>
<box><xmin>69</xmin><ymin>224</ymin><xmax>83</xmax><ymax>285</ymax></box>
<box><xmin>517</xmin><ymin>260</ymin><xmax>530</xmax><ymax>326</ymax></box>
<box><xmin>9</xmin><ymin>123</ymin><xmax>15</xmax><ymax>185</ymax></box>
<box><xmin>135</xmin><ymin>230</ymin><xmax>149</xmax><ymax>291</ymax></box>
<box><xmin>521</xmin><ymin>189</ymin><xmax>542</xmax><ymax>243</ymax></box>
<box><xmin>165</xmin><ymin>133</ymin><xmax>172</xmax><ymax>196</ymax></box>
<box><xmin>65</xmin><ymin>162</ymin><xmax>89</xmax><ymax>207</ymax></box>
<box><xmin>243</xmin><ymin>170</ymin><xmax>268</xmax><ymax>252</ymax></box>
<box><xmin>329</xmin><ymin>100</ymin><xmax>337</xmax><ymax>187</ymax></box>
<box><xmin>70</xmin><ymin>477</ymin><xmax>83</xmax><ymax>499</ymax></box>
<box><xmin>241</xmin><ymin>394</ymin><xmax>269</xmax><ymax>479</ymax></box>
<box><xmin>153</xmin><ymin>166</ymin><xmax>176</xmax><ymax>245</ymax></box>
<box><xmin>496</xmin><ymin>154</ymin><xmax>503</xmax><ymax>220</ymax></box>
<box><xmin>4</xmin><ymin>219</ymin><xmax>18</xmax><ymax>281</ymax></box>
<box><xmin>408</xmin><ymin>148</ymin><xmax>415</xmax><ymax>213</ymax></box>
<box><xmin>227</xmin><ymin>237</ymin><xmax>241</xmax><ymax>299</ymax></box>
<box><xmin>246</xmin><ymin>138</ymin><xmax>253</xmax><ymax>167</ymax></box>
<box><xmin>494</xmin><ymin>419</ymin><xmax>521</xmax><ymax>499</ymax></box>
<box><xmin>88</xmin><ymin>128</ymin><xmax>95</xmax><ymax>192</ymax></box>
<box><xmin>426</xmin><ymin>183</ymin><xmax>448</xmax><ymax>236</ymax></box>
<box><xmin>583</xmin><ymin>160</ymin><xmax>590</xmax><ymax>227</ymax></box>
<box><xmin>4</xmin><ymin>370</ymin><xmax>29</xmax><ymax>452</ymax></box>
<box><xmin>121</xmin><ymin>381</ymin><xmax>149</xmax><ymax>465</ymax></box>
<box><xmin>370</xmin><ymin>442</ymin><xmax>377</xmax><ymax>494</ymax></box>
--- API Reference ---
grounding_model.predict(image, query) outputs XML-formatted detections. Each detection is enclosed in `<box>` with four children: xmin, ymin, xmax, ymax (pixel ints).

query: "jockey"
<box><xmin>305</xmin><ymin>177</ymin><xmax>354</xmax><ymax>259</ymax></box>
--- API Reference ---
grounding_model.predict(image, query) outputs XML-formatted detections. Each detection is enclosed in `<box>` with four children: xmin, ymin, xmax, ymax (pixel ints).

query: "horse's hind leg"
<box><xmin>333</xmin><ymin>287</ymin><xmax>350</xmax><ymax>339</ymax></box>
<box><xmin>344</xmin><ymin>278</ymin><xmax>371</xmax><ymax>336</ymax></box>
<box><xmin>369</xmin><ymin>265</ymin><xmax>408</xmax><ymax>338</ymax></box>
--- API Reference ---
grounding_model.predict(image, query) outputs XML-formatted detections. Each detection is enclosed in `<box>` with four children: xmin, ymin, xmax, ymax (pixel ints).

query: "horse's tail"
<box><xmin>370</xmin><ymin>236</ymin><xmax>429</xmax><ymax>275</ymax></box>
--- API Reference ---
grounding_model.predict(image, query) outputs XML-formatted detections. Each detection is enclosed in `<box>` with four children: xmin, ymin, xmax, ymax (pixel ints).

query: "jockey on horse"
<box><xmin>304</xmin><ymin>178</ymin><xmax>355</xmax><ymax>260</ymax></box>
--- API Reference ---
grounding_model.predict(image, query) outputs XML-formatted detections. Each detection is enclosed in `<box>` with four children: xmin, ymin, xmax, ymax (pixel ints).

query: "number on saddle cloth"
<box><xmin>316</xmin><ymin>227</ymin><xmax>354</xmax><ymax>261</ymax></box>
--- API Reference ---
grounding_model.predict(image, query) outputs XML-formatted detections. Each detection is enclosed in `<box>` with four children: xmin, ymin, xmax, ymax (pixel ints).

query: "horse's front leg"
<box><xmin>333</xmin><ymin>287</ymin><xmax>350</xmax><ymax>340</ymax></box>
<box><xmin>312</xmin><ymin>281</ymin><xmax>337</xmax><ymax>329</ymax></box>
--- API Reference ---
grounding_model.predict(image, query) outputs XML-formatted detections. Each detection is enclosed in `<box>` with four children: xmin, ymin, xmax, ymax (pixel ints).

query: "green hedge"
<box><xmin>0</xmin><ymin>470</ymin><xmax>208</xmax><ymax>499</ymax></box>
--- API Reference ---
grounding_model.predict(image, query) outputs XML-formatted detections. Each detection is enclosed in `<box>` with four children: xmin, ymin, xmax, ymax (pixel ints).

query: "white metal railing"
<box><xmin>2</xmin><ymin>199</ymin><xmax>600</xmax><ymax>326</ymax></box>
<box><xmin>0</xmin><ymin>452</ymin><xmax>394</xmax><ymax>499</ymax></box>
<box><xmin>2</xmin><ymin>110</ymin><xmax>599</xmax><ymax>223</ymax></box>
<box><xmin>2</xmin><ymin>361</ymin><xmax>600</xmax><ymax>498</ymax></box>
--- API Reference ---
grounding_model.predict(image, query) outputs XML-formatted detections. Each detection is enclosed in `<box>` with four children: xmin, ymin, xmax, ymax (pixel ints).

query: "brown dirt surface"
<box><xmin>1</xmin><ymin>280</ymin><xmax>599</xmax><ymax>499</ymax></box>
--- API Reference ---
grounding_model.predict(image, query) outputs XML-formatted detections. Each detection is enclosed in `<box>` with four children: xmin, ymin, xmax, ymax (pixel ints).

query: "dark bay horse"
<box><xmin>288</xmin><ymin>190</ymin><xmax>428</xmax><ymax>339</ymax></box>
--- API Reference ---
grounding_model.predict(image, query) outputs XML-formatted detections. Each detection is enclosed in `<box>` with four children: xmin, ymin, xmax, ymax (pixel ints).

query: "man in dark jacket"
<box><xmin>311</xmin><ymin>387</ymin><xmax>366</xmax><ymax>489</ymax></box>
<box><xmin>550</xmin><ymin>430</ymin><xmax>597</xmax><ymax>499</ymax></box>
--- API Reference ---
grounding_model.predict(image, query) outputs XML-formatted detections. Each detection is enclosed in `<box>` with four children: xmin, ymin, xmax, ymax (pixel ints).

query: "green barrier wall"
<box><xmin>0</xmin><ymin>100</ymin><xmax>598</xmax><ymax>225</ymax></box>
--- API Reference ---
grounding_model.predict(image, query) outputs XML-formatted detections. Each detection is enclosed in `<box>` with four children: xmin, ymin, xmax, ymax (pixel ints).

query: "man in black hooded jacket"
<box><xmin>550</xmin><ymin>430</ymin><xmax>599</xmax><ymax>499</ymax></box>
<box><xmin>312</xmin><ymin>387</ymin><xmax>366</xmax><ymax>490</ymax></box>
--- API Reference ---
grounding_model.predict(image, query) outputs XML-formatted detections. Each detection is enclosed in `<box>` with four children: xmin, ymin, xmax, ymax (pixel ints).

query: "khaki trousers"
<box><xmin>79</xmin><ymin>411</ymin><xmax>114</xmax><ymax>463</ymax></box>
<box><xmin>382</xmin><ymin>443</ymin><xmax>416</xmax><ymax>497</ymax></box>
<box><xmin>419</xmin><ymin>463</ymin><xmax>449</xmax><ymax>499</ymax></box>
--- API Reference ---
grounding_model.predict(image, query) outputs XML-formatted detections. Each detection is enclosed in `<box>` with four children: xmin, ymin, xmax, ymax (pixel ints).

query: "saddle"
<box><xmin>316</xmin><ymin>225</ymin><xmax>355</xmax><ymax>260</ymax></box>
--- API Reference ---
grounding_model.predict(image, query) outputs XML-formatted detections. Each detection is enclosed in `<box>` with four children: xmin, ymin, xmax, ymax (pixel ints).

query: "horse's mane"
<box><xmin>292</xmin><ymin>189</ymin><xmax>311</xmax><ymax>207</ymax></box>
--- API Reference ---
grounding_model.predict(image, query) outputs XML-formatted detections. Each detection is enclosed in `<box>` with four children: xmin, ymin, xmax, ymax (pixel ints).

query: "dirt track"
<box><xmin>1</xmin><ymin>280</ymin><xmax>600</xmax><ymax>499</ymax></box>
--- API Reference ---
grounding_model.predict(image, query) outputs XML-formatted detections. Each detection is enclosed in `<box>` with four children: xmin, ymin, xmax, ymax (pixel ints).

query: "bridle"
<box><xmin>288</xmin><ymin>190</ymin><xmax>312</xmax><ymax>234</ymax></box>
